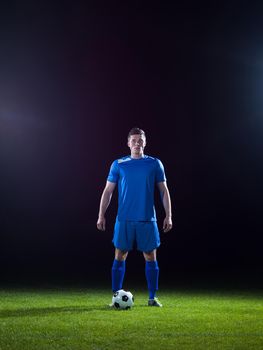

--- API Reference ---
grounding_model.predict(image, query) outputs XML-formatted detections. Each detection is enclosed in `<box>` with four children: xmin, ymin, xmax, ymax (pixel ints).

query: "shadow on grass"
<box><xmin>0</xmin><ymin>305</ymin><xmax>116</xmax><ymax>318</ymax></box>
<box><xmin>0</xmin><ymin>303</ymin><xmax>150</xmax><ymax>318</ymax></box>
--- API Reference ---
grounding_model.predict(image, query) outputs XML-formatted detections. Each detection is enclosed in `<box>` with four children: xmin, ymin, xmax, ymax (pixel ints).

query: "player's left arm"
<box><xmin>157</xmin><ymin>181</ymin><xmax>173</xmax><ymax>232</ymax></box>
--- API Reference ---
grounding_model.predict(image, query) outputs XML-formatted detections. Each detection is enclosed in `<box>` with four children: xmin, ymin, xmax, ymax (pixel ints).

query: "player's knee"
<box><xmin>115</xmin><ymin>249</ymin><xmax>128</xmax><ymax>261</ymax></box>
<box><xmin>143</xmin><ymin>250</ymin><xmax>156</xmax><ymax>261</ymax></box>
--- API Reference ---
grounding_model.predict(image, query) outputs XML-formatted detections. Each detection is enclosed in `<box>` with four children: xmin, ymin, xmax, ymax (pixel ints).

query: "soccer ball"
<box><xmin>112</xmin><ymin>289</ymin><xmax>134</xmax><ymax>310</ymax></box>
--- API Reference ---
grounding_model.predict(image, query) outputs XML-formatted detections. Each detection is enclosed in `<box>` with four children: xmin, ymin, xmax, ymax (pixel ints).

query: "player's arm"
<box><xmin>157</xmin><ymin>181</ymin><xmax>173</xmax><ymax>232</ymax></box>
<box><xmin>97</xmin><ymin>181</ymin><xmax>116</xmax><ymax>231</ymax></box>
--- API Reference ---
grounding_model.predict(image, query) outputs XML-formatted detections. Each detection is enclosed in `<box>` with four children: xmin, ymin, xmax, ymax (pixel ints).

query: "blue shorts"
<box><xmin>112</xmin><ymin>219</ymin><xmax>160</xmax><ymax>252</ymax></box>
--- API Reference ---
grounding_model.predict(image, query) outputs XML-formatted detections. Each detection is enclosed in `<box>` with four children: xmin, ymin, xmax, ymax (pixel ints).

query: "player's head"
<box><xmin>127</xmin><ymin>127</ymin><xmax>146</xmax><ymax>140</ymax></box>
<box><xmin>127</xmin><ymin>127</ymin><xmax>146</xmax><ymax>157</ymax></box>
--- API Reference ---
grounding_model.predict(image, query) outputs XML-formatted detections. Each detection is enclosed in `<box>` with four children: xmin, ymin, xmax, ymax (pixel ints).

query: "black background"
<box><xmin>0</xmin><ymin>2</ymin><xmax>263</xmax><ymax>288</ymax></box>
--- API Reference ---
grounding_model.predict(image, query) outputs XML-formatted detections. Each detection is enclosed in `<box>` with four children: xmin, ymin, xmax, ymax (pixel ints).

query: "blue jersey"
<box><xmin>107</xmin><ymin>155</ymin><xmax>166</xmax><ymax>221</ymax></box>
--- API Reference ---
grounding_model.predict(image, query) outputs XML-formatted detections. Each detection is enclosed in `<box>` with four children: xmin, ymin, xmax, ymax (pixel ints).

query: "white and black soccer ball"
<box><xmin>112</xmin><ymin>289</ymin><xmax>134</xmax><ymax>310</ymax></box>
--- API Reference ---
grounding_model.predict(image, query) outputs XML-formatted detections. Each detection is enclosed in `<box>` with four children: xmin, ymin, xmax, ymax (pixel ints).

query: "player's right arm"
<box><xmin>97</xmin><ymin>181</ymin><xmax>116</xmax><ymax>231</ymax></box>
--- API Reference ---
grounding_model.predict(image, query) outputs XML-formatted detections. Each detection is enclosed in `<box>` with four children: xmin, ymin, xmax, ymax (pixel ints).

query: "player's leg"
<box><xmin>111</xmin><ymin>248</ymin><xmax>128</xmax><ymax>292</ymax></box>
<box><xmin>136</xmin><ymin>221</ymin><xmax>162</xmax><ymax>307</ymax></box>
<box><xmin>111</xmin><ymin>220</ymin><xmax>135</xmax><ymax>293</ymax></box>
<box><xmin>143</xmin><ymin>250</ymin><xmax>162</xmax><ymax>306</ymax></box>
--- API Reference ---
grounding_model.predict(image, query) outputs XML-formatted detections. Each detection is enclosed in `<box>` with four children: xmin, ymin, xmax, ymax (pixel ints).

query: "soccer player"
<box><xmin>97</xmin><ymin>127</ymin><xmax>173</xmax><ymax>307</ymax></box>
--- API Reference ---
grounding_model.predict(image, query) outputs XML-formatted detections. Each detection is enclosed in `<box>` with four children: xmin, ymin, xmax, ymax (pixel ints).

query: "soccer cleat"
<box><xmin>148</xmin><ymin>298</ymin><xmax>163</xmax><ymax>307</ymax></box>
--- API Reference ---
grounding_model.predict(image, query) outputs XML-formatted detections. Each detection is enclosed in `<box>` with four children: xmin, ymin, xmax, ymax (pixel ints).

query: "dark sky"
<box><xmin>0</xmin><ymin>2</ymin><xmax>263</xmax><ymax>285</ymax></box>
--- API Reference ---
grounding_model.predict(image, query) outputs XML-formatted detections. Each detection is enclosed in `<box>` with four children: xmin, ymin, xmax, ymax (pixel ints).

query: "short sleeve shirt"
<box><xmin>107</xmin><ymin>155</ymin><xmax>166</xmax><ymax>221</ymax></box>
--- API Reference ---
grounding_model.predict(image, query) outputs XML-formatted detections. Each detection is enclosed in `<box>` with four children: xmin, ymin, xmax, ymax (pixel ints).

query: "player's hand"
<box><xmin>163</xmin><ymin>216</ymin><xmax>172</xmax><ymax>232</ymax></box>
<box><xmin>97</xmin><ymin>216</ymin><xmax>106</xmax><ymax>231</ymax></box>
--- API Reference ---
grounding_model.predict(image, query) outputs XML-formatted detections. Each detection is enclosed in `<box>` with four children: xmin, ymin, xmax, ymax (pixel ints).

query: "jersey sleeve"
<box><xmin>155</xmin><ymin>158</ymin><xmax>166</xmax><ymax>183</ymax></box>
<box><xmin>107</xmin><ymin>160</ymin><xmax>119</xmax><ymax>183</ymax></box>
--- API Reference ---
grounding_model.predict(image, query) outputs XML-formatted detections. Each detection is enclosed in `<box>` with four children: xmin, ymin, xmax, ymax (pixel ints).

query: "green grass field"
<box><xmin>0</xmin><ymin>287</ymin><xmax>263</xmax><ymax>349</ymax></box>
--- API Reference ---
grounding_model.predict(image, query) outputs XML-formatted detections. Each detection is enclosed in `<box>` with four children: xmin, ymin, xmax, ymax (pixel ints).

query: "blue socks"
<box><xmin>111</xmin><ymin>259</ymin><xmax>126</xmax><ymax>292</ymax></box>
<box><xmin>145</xmin><ymin>260</ymin><xmax>159</xmax><ymax>299</ymax></box>
<box><xmin>112</xmin><ymin>259</ymin><xmax>159</xmax><ymax>299</ymax></box>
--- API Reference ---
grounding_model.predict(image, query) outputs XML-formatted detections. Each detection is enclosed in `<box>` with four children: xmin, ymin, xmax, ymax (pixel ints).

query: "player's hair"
<box><xmin>127</xmin><ymin>127</ymin><xmax>146</xmax><ymax>140</ymax></box>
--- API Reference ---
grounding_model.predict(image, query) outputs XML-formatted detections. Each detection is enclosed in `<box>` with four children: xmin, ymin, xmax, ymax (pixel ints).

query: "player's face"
<box><xmin>127</xmin><ymin>134</ymin><xmax>146</xmax><ymax>157</ymax></box>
